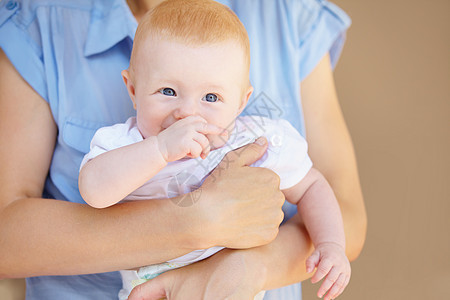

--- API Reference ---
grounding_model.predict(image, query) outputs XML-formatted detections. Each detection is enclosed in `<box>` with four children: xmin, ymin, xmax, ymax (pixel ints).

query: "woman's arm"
<box><xmin>301</xmin><ymin>54</ymin><xmax>367</xmax><ymax>261</ymax></box>
<box><xmin>0</xmin><ymin>50</ymin><xmax>284</xmax><ymax>278</ymax></box>
<box><xmin>127</xmin><ymin>214</ymin><xmax>314</xmax><ymax>300</ymax></box>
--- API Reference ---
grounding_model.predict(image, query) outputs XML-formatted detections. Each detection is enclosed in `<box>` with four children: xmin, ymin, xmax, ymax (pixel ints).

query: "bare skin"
<box><xmin>126</xmin><ymin>0</ymin><xmax>166</xmax><ymax>22</ymax></box>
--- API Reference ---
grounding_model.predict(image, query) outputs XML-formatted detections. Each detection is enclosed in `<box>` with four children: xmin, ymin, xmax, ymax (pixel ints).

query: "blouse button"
<box><xmin>6</xmin><ymin>1</ymin><xmax>17</xmax><ymax>10</ymax></box>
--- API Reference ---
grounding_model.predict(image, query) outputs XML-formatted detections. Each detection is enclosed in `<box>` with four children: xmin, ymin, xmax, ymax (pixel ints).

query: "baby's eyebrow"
<box><xmin>205</xmin><ymin>83</ymin><xmax>224</xmax><ymax>89</ymax></box>
<box><xmin>147</xmin><ymin>75</ymin><xmax>181</xmax><ymax>86</ymax></box>
<box><xmin>201</xmin><ymin>84</ymin><xmax>226</xmax><ymax>93</ymax></box>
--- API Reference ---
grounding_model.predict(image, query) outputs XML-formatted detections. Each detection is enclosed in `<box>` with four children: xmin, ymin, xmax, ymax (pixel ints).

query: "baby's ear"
<box><xmin>237</xmin><ymin>85</ymin><xmax>254</xmax><ymax>115</ymax></box>
<box><xmin>122</xmin><ymin>69</ymin><xmax>137</xmax><ymax>109</ymax></box>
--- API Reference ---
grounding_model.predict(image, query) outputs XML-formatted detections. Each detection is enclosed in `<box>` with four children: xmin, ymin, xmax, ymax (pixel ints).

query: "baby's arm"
<box><xmin>79</xmin><ymin>116</ymin><xmax>225</xmax><ymax>208</ymax></box>
<box><xmin>283</xmin><ymin>167</ymin><xmax>350</xmax><ymax>300</ymax></box>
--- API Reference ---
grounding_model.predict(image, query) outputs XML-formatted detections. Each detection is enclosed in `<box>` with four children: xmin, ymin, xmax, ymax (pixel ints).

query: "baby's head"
<box><xmin>122</xmin><ymin>0</ymin><xmax>253</xmax><ymax>147</ymax></box>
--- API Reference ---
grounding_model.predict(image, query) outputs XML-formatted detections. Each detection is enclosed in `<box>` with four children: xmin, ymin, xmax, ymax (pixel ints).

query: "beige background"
<box><xmin>1</xmin><ymin>0</ymin><xmax>449</xmax><ymax>299</ymax></box>
<box><xmin>302</xmin><ymin>0</ymin><xmax>450</xmax><ymax>299</ymax></box>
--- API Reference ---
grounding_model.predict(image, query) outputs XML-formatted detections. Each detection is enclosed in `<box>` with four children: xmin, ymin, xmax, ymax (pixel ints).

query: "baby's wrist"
<box><xmin>145</xmin><ymin>135</ymin><xmax>169</xmax><ymax>165</ymax></box>
<box><xmin>316</xmin><ymin>241</ymin><xmax>346</xmax><ymax>251</ymax></box>
<box><xmin>156</xmin><ymin>135</ymin><xmax>170</xmax><ymax>162</ymax></box>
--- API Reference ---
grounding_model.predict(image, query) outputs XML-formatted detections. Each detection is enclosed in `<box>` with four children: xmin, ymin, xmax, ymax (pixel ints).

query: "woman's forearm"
<box><xmin>301</xmin><ymin>54</ymin><xmax>367</xmax><ymax>262</ymax></box>
<box><xmin>337</xmin><ymin>187</ymin><xmax>367</xmax><ymax>261</ymax></box>
<box><xmin>0</xmin><ymin>197</ymin><xmax>201</xmax><ymax>278</ymax></box>
<box><xmin>239</xmin><ymin>214</ymin><xmax>314</xmax><ymax>291</ymax></box>
<box><xmin>125</xmin><ymin>213</ymin><xmax>315</xmax><ymax>300</ymax></box>
<box><xmin>0</xmin><ymin>146</ymin><xmax>286</xmax><ymax>279</ymax></box>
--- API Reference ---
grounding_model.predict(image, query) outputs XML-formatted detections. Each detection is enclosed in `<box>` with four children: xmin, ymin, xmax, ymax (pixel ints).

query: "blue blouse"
<box><xmin>0</xmin><ymin>0</ymin><xmax>350</xmax><ymax>299</ymax></box>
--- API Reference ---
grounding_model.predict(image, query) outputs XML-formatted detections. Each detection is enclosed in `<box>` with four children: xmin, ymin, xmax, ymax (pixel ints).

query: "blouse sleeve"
<box><xmin>296</xmin><ymin>0</ymin><xmax>351</xmax><ymax>81</ymax></box>
<box><xmin>0</xmin><ymin>0</ymin><xmax>48</xmax><ymax>101</ymax></box>
<box><xmin>79</xmin><ymin>118</ymin><xmax>143</xmax><ymax>171</ymax></box>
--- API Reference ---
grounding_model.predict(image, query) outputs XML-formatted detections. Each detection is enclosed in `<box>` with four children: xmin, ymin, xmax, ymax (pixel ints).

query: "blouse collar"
<box><xmin>84</xmin><ymin>0</ymin><xmax>137</xmax><ymax>57</ymax></box>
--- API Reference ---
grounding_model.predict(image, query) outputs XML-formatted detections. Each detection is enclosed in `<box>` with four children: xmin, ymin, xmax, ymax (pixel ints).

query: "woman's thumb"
<box><xmin>222</xmin><ymin>136</ymin><xmax>268</xmax><ymax>168</ymax></box>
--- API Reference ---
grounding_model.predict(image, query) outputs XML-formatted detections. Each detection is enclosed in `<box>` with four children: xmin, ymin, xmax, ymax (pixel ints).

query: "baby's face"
<box><xmin>130</xmin><ymin>36</ymin><xmax>251</xmax><ymax>148</ymax></box>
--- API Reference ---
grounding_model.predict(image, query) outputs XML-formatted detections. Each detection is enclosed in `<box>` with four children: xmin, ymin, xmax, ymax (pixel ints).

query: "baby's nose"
<box><xmin>174</xmin><ymin>100</ymin><xmax>198</xmax><ymax>119</ymax></box>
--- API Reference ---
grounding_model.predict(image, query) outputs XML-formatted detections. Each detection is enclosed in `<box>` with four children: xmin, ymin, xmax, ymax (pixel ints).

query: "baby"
<box><xmin>78</xmin><ymin>0</ymin><xmax>350</xmax><ymax>299</ymax></box>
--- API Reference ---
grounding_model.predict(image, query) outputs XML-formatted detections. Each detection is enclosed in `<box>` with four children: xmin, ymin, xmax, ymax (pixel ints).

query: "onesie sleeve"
<box><xmin>79</xmin><ymin>118</ymin><xmax>143</xmax><ymax>170</ymax></box>
<box><xmin>0</xmin><ymin>0</ymin><xmax>48</xmax><ymax>101</ymax></box>
<box><xmin>256</xmin><ymin>119</ymin><xmax>313</xmax><ymax>190</ymax></box>
<box><xmin>296</xmin><ymin>0</ymin><xmax>351</xmax><ymax>81</ymax></box>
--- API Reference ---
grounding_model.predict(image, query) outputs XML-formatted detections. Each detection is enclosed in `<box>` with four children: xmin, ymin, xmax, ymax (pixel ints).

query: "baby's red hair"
<box><xmin>129</xmin><ymin>0</ymin><xmax>250</xmax><ymax>77</ymax></box>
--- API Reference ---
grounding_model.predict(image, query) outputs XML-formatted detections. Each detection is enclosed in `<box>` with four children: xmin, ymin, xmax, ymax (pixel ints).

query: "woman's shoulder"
<box><xmin>226</xmin><ymin>0</ymin><xmax>322</xmax><ymax>18</ymax></box>
<box><xmin>0</xmin><ymin>1</ymin><xmax>86</xmax><ymax>36</ymax></box>
<box><xmin>1</xmin><ymin>0</ymin><xmax>90</xmax><ymax>18</ymax></box>
<box><xmin>0</xmin><ymin>0</ymin><xmax>121</xmax><ymax>27</ymax></box>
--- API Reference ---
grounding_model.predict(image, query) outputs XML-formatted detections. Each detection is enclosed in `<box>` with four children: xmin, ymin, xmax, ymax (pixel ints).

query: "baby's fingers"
<box><xmin>335</xmin><ymin>275</ymin><xmax>350</xmax><ymax>299</ymax></box>
<box><xmin>197</xmin><ymin>122</ymin><xmax>228</xmax><ymax>136</ymax></box>
<box><xmin>317</xmin><ymin>268</ymin><xmax>345</xmax><ymax>300</ymax></box>
<box><xmin>306</xmin><ymin>250</ymin><xmax>320</xmax><ymax>273</ymax></box>
<box><xmin>323</xmin><ymin>274</ymin><xmax>349</xmax><ymax>300</ymax></box>
<box><xmin>311</xmin><ymin>258</ymin><xmax>333</xmax><ymax>284</ymax></box>
<box><xmin>200</xmin><ymin>144</ymin><xmax>211</xmax><ymax>159</ymax></box>
<box><xmin>192</xmin><ymin>133</ymin><xmax>211</xmax><ymax>159</ymax></box>
<box><xmin>186</xmin><ymin>140</ymin><xmax>204</xmax><ymax>159</ymax></box>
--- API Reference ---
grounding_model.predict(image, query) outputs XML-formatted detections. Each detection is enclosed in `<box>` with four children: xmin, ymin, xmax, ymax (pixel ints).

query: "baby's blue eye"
<box><xmin>203</xmin><ymin>93</ymin><xmax>218</xmax><ymax>102</ymax></box>
<box><xmin>160</xmin><ymin>88</ymin><xmax>176</xmax><ymax>96</ymax></box>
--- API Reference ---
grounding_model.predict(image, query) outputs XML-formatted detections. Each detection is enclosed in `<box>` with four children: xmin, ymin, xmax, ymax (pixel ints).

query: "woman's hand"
<box><xmin>128</xmin><ymin>248</ymin><xmax>265</xmax><ymax>300</ymax></box>
<box><xmin>191</xmin><ymin>137</ymin><xmax>285</xmax><ymax>250</ymax></box>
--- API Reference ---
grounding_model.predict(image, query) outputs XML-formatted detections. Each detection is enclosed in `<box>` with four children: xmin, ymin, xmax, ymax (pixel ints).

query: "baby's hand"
<box><xmin>306</xmin><ymin>242</ymin><xmax>351</xmax><ymax>300</ymax></box>
<box><xmin>156</xmin><ymin>115</ymin><xmax>227</xmax><ymax>162</ymax></box>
